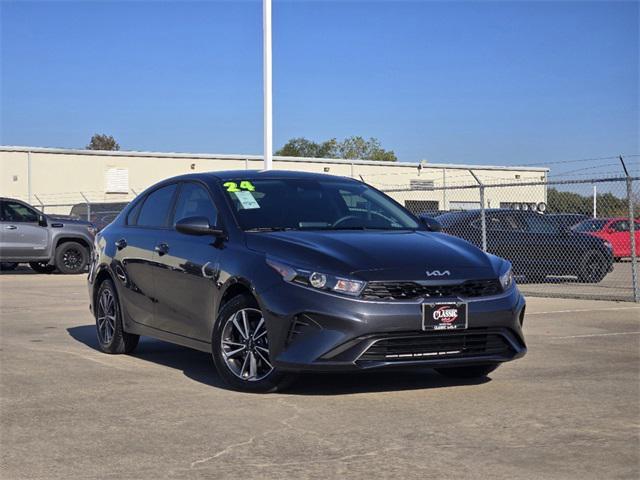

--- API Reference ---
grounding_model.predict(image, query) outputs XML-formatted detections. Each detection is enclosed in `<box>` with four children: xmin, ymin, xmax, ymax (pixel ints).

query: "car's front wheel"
<box><xmin>577</xmin><ymin>250</ymin><xmax>608</xmax><ymax>283</ymax></box>
<box><xmin>55</xmin><ymin>241</ymin><xmax>89</xmax><ymax>274</ymax></box>
<box><xmin>212</xmin><ymin>293</ymin><xmax>293</xmax><ymax>393</ymax></box>
<box><xmin>435</xmin><ymin>364</ymin><xmax>499</xmax><ymax>379</ymax></box>
<box><xmin>95</xmin><ymin>279</ymin><xmax>139</xmax><ymax>354</ymax></box>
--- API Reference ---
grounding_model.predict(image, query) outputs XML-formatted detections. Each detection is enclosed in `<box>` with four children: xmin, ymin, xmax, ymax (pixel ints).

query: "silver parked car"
<box><xmin>0</xmin><ymin>197</ymin><xmax>96</xmax><ymax>274</ymax></box>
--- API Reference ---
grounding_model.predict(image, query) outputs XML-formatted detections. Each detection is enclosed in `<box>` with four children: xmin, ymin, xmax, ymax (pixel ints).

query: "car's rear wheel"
<box><xmin>577</xmin><ymin>250</ymin><xmax>608</xmax><ymax>283</ymax></box>
<box><xmin>212</xmin><ymin>293</ymin><xmax>293</xmax><ymax>393</ymax></box>
<box><xmin>55</xmin><ymin>241</ymin><xmax>88</xmax><ymax>274</ymax></box>
<box><xmin>95</xmin><ymin>279</ymin><xmax>139</xmax><ymax>354</ymax></box>
<box><xmin>29</xmin><ymin>262</ymin><xmax>56</xmax><ymax>274</ymax></box>
<box><xmin>435</xmin><ymin>364</ymin><xmax>499</xmax><ymax>379</ymax></box>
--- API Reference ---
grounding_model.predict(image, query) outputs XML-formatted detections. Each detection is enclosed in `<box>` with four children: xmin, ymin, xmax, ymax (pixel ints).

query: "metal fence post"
<box><xmin>80</xmin><ymin>192</ymin><xmax>91</xmax><ymax>222</ymax></box>
<box><xmin>627</xmin><ymin>177</ymin><xmax>639</xmax><ymax>302</ymax></box>
<box><xmin>33</xmin><ymin>194</ymin><xmax>44</xmax><ymax>213</ymax></box>
<box><xmin>468</xmin><ymin>170</ymin><xmax>487</xmax><ymax>251</ymax></box>
<box><xmin>479</xmin><ymin>185</ymin><xmax>487</xmax><ymax>251</ymax></box>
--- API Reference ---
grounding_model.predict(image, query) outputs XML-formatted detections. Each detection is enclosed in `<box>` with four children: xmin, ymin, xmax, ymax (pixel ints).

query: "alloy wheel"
<box><xmin>97</xmin><ymin>288</ymin><xmax>117</xmax><ymax>344</ymax></box>
<box><xmin>63</xmin><ymin>248</ymin><xmax>83</xmax><ymax>271</ymax></box>
<box><xmin>221</xmin><ymin>308</ymin><xmax>273</xmax><ymax>382</ymax></box>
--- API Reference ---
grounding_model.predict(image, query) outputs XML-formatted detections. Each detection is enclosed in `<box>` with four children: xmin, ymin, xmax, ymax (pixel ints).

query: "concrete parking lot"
<box><xmin>1</xmin><ymin>270</ymin><xmax>639</xmax><ymax>479</ymax></box>
<box><xmin>519</xmin><ymin>260</ymin><xmax>637</xmax><ymax>302</ymax></box>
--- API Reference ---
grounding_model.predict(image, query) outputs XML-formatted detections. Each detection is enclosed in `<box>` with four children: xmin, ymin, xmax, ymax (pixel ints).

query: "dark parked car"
<box><xmin>0</xmin><ymin>197</ymin><xmax>96</xmax><ymax>274</ymax></box>
<box><xmin>70</xmin><ymin>202</ymin><xmax>129</xmax><ymax>231</ymax></box>
<box><xmin>89</xmin><ymin>171</ymin><xmax>526</xmax><ymax>392</ymax></box>
<box><xmin>546</xmin><ymin>213</ymin><xmax>589</xmax><ymax>231</ymax></box>
<box><xmin>435</xmin><ymin>209</ymin><xmax>613</xmax><ymax>283</ymax></box>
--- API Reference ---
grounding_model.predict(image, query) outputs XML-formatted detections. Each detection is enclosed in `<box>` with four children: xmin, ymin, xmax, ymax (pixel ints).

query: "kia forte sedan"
<box><xmin>88</xmin><ymin>171</ymin><xmax>526</xmax><ymax>392</ymax></box>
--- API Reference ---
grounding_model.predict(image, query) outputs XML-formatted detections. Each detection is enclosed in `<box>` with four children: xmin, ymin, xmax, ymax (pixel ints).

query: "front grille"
<box><xmin>357</xmin><ymin>330</ymin><xmax>514</xmax><ymax>363</ymax></box>
<box><xmin>361</xmin><ymin>279</ymin><xmax>501</xmax><ymax>300</ymax></box>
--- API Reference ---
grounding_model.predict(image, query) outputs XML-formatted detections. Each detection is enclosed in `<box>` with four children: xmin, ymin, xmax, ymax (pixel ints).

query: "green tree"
<box><xmin>276</xmin><ymin>136</ymin><xmax>397</xmax><ymax>161</ymax></box>
<box><xmin>276</xmin><ymin>137</ymin><xmax>338</xmax><ymax>158</ymax></box>
<box><xmin>338</xmin><ymin>136</ymin><xmax>397</xmax><ymax>161</ymax></box>
<box><xmin>547</xmin><ymin>187</ymin><xmax>633</xmax><ymax>217</ymax></box>
<box><xmin>87</xmin><ymin>134</ymin><xmax>120</xmax><ymax>151</ymax></box>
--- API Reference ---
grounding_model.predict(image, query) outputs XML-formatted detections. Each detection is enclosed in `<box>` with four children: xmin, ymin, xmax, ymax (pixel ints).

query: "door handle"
<box><xmin>115</xmin><ymin>238</ymin><xmax>127</xmax><ymax>250</ymax></box>
<box><xmin>154</xmin><ymin>243</ymin><xmax>169</xmax><ymax>256</ymax></box>
<box><xmin>5</xmin><ymin>225</ymin><xmax>17</xmax><ymax>230</ymax></box>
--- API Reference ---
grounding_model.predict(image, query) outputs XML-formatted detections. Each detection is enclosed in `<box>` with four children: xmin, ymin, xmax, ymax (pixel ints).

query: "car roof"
<box><xmin>168</xmin><ymin>170</ymin><xmax>355</xmax><ymax>183</ymax></box>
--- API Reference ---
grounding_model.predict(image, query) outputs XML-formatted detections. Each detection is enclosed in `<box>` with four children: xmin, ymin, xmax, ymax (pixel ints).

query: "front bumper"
<box><xmin>257</xmin><ymin>281</ymin><xmax>527</xmax><ymax>372</ymax></box>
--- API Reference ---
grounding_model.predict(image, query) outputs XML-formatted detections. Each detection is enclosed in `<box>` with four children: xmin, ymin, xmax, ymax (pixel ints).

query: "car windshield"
<box><xmin>222</xmin><ymin>177</ymin><xmax>420</xmax><ymax>231</ymax></box>
<box><xmin>573</xmin><ymin>219</ymin><xmax>607</xmax><ymax>232</ymax></box>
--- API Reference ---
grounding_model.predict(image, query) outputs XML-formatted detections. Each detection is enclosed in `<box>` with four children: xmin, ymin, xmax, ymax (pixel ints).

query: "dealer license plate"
<box><xmin>422</xmin><ymin>301</ymin><xmax>468</xmax><ymax>331</ymax></box>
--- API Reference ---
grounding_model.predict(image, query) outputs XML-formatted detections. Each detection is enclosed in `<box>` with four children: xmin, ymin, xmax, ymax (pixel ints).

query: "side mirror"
<box><xmin>175</xmin><ymin>216</ymin><xmax>225</xmax><ymax>237</ymax></box>
<box><xmin>38</xmin><ymin>214</ymin><xmax>48</xmax><ymax>227</ymax></box>
<box><xmin>420</xmin><ymin>216</ymin><xmax>442</xmax><ymax>232</ymax></box>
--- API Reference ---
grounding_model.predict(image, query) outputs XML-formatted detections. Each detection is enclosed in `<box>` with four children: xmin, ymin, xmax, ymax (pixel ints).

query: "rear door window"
<box><xmin>136</xmin><ymin>184</ymin><xmax>178</xmax><ymax>228</ymax></box>
<box><xmin>522</xmin><ymin>214</ymin><xmax>559</xmax><ymax>234</ymax></box>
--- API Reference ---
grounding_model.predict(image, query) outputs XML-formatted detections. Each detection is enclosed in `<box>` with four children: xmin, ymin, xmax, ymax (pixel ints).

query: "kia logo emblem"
<box><xmin>426</xmin><ymin>270</ymin><xmax>450</xmax><ymax>277</ymax></box>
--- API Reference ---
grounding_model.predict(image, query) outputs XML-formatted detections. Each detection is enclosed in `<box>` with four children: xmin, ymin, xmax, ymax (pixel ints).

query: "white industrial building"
<box><xmin>0</xmin><ymin>146</ymin><xmax>548</xmax><ymax>216</ymax></box>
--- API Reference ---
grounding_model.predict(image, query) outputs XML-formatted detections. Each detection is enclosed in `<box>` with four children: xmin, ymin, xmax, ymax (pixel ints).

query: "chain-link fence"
<box><xmin>14</xmin><ymin>190</ymin><xmax>140</xmax><ymax>231</ymax></box>
<box><xmin>11</xmin><ymin>174</ymin><xmax>639</xmax><ymax>302</ymax></box>
<box><xmin>383</xmin><ymin>175</ymin><xmax>639</xmax><ymax>302</ymax></box>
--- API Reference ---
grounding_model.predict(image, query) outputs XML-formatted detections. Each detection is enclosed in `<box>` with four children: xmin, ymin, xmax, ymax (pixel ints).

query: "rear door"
<box><xmin>0</xmin><ymin>200</ymin><xmax>49</xmax><ymax>260</ymax></box>
<box><xmin>152</xmin><ymin>181</ymin><xmax>222</xmax><ymax>341</ymax></box>
<box><xmin>114</xmin><ymin>184</ymin><xmax>178</xmax><ymax>329</ymax></box>
<box><xmin>518</xmin><ymin>212</ymin><xmax>565</xmax><ymax>274</ymax></box>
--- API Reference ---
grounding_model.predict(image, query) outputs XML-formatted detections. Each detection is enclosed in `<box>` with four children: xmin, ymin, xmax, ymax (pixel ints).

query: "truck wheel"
<box><xmin>55</xmin><ymin>241</ymin><xmax>89</xmax><ymax>274</ymax></box>
<box><xmin>29</xmin><ymin>262</ymin><xmax>56</xmax><ymax>274</ymax></box>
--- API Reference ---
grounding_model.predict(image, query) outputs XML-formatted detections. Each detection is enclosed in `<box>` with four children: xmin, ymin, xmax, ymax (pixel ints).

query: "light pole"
<box><xmin>263</xmin><ymin>0</ymin><xmax>273</xmax><ymax>170</ymax></box>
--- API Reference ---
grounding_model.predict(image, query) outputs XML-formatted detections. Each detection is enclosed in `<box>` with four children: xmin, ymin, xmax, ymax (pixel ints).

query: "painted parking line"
<box><xmin>528</xmin><ymin>306</ymin><xmax>640</xmax><ymax>316</ymax></box>
<box><xmin>551</xmin><ymin>332</ymin><xmax>640</xmax><ymax>340</ymax></box>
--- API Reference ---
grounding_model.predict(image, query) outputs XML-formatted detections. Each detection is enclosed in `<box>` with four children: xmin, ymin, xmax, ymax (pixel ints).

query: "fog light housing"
<box><xmin>309</xmin><ymin>272</ymin><xmax>327</xmax><ymax>288</ymax></box>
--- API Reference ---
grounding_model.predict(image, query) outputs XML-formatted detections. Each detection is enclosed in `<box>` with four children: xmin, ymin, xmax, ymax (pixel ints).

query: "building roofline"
<box><xmin>0</xmin><ymin>145</ymin><xmax>550</xmax><ymax>172</ymax></box>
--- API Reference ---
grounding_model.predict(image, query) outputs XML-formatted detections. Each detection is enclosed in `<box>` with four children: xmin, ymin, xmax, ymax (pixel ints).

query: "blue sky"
<box><xmin>1</xmin><ymin>0</ymin><xmax>638</xmax><ymax>170</ymax></box>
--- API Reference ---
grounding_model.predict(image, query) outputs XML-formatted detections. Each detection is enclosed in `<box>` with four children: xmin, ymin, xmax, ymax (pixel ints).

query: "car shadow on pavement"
<box><xmin>67</xmin><ymin>325</ymin><xmax>229</xmax><ymax>389</ymax></box>
<box><xmin>67</xmin><ymin>324</ymin><xmax>490</xmax><ymax>394</ymax></box>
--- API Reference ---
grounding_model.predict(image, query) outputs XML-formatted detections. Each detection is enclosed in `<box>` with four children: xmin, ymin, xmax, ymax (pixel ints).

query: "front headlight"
<box><xmin>499</xmin><ymin>265</ymin><xmax>514</xmax><ymax>290</ymax></box>
<box><xmin>266</xmin><ymin>257</ymin><xmax>366</xmax><ymax>297</ymax></box>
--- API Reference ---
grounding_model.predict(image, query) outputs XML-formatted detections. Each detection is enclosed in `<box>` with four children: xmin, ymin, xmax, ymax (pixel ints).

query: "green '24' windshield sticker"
<box><xmin>223</xmin><ymin>181</ymin><xmax>256</xmax><ymax>192</ymax></box>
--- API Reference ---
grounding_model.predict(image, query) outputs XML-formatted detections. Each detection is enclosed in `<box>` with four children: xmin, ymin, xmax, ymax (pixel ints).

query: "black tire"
<box><xmin>0</xmin><ymin>262</ymin><xmax>19</xmax><ymax>271</ymax></box>
<box><xmin>54</xmin><ymin>241</ymin><xmax>88</xmax><ymax>274</ymax></box>
<box><xmin>95</xmin><ymin>279</ymin><xmax>139</xmax><ymax>354</ymax></box>
<box><xmin>29</xmin><ymin>262</ymin><xmax>56</xmax><ymax>273</ymax></box>
<box><xmin>212</xmin><ymin>293</ymin><xmax>293</xmax><ymax>393</ymax></box>
<box><xmin>436</xmin><ymin>364</ymin><xmax>499</xmax><ymax>379</ymax></box>
<box><xmin>577</xmin><ymin>250</ymin><xmax>608</xmax><ymax>283</ymax></box>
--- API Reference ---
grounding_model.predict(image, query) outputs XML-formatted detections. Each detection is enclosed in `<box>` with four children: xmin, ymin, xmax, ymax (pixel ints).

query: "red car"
<box><xmin>573</xmin><ymin>217</ymin><xmax>640</xmax><ymax>260</ymax></box>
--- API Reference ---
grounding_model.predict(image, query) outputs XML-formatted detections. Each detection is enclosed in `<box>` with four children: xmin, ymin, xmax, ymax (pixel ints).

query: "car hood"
<box><xmin>246</xmin><ymin>230</ymin><xmax>499</xmax><ymax>281</ymax></box>
<box><xmin>48</xmin><ymin>216</ymin><xmax>93</xmax><ymax>227</ymax></box>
